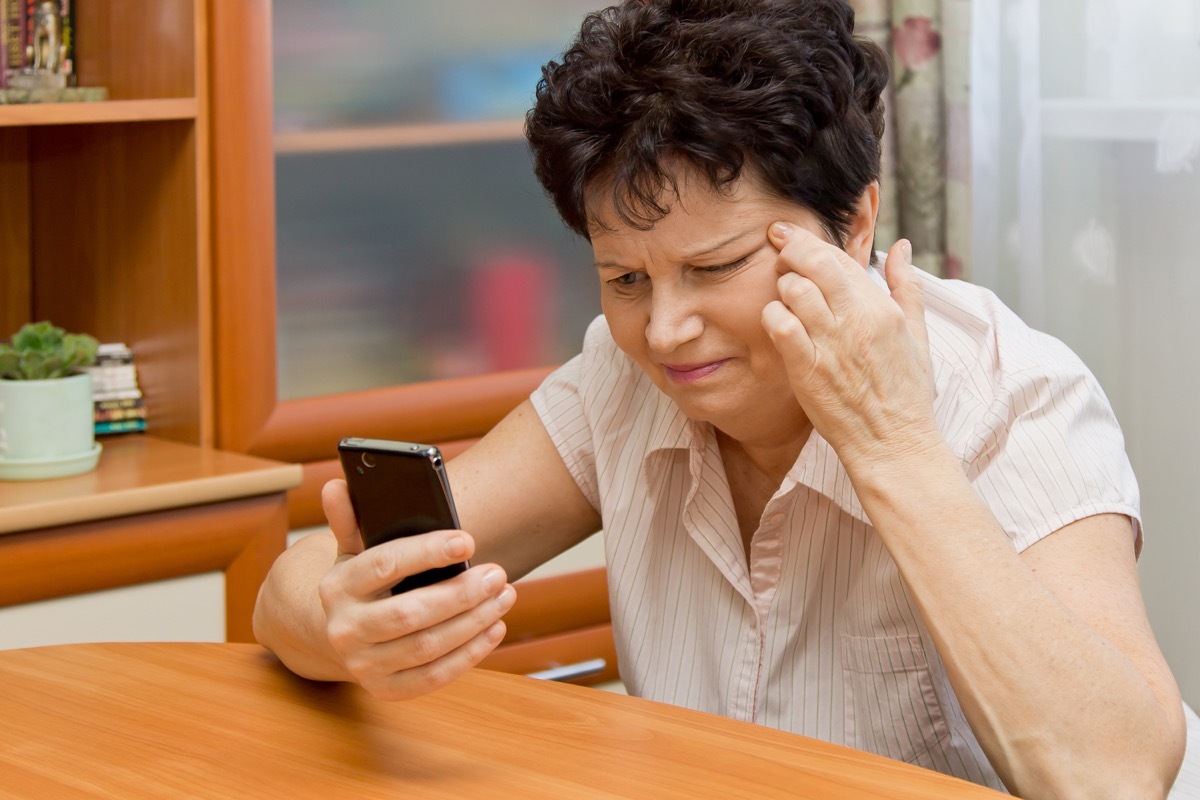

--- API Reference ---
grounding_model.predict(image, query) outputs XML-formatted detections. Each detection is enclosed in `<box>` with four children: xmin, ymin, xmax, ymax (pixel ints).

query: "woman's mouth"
<box><xmin>662</xmin><ymin>360</ymin><xmax>728</xmax><ymax>383</ymax></box>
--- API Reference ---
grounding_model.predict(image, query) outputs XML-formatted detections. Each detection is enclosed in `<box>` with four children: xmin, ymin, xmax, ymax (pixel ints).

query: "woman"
<box><xmin>254</xmin><ymin>1</ymin><xmax>1192</xmax><ymax>795</ymax></box>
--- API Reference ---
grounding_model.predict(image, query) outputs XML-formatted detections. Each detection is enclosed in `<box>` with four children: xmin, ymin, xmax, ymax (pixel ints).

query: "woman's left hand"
<box><xmin>761</xmin><ymin>223</ymin><xmax>939</xmax><ymax>468</ymax></box>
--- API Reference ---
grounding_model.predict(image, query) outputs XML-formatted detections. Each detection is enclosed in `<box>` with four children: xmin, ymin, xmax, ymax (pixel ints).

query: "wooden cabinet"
<box><xmin>1</xmin><ymin>0</ymin><xmax>208</xmax><ymax>444</ymax></box>
<box><xmin>0</xmin><ymin>1</ymin><xmax>300</xmax><ymax>643</ymax></box>
<box><xmin>0</xmin><ymin>0</ymin><xmax>279</xmax><ymax>454</ymax></box>
<box><xmin>0</xmin><ymin>0</ymin><xmax>541</xmax><ymax>582</ymax></box>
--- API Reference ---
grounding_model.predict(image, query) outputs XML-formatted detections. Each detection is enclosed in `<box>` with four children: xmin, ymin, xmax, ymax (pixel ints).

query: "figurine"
<box><xmin>27</xmin><ymin>1</ymin><xmax>64</xmax><ymax>74</ymax></box>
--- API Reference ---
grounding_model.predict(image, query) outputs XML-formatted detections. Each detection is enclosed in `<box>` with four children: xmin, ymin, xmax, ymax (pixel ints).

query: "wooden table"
<box><xmin>0</xmin><ymin>642</ymin><xmax>1007</xmax><ymax>798</ymax></box>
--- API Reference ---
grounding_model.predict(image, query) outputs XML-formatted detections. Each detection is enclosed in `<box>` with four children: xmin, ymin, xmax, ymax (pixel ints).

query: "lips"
<box><xmin>661</xmin><ymin>359</ymin><xmax>728</xmax><ymax>383</ymax></box>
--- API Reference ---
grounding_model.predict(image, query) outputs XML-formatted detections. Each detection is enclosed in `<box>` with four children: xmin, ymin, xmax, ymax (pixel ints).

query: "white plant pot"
<box><xmin>0</xmin><ymin>372</ymin><xmax>101</xmax><ymax>480</ymax></box>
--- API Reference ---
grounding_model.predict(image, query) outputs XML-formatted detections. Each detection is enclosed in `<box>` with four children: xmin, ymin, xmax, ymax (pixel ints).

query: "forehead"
<box><xmin>585</xmin><ymin>166</ymin><xmax>793</xmax><ymax>241</ymax></box>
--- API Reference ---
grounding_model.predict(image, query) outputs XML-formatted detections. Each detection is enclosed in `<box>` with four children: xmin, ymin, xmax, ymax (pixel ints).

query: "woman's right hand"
<box><xmin>316</xmin><ymin>478</ymin><xmax>517</xmax><ymax>700</ymax></box>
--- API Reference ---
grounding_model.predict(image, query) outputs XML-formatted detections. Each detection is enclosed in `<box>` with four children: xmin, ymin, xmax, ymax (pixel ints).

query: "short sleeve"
<box><xmin>962</xmin><ymin>344</ymin><xmax>1142</xmax><ymax>555</ymax></box>
<box><xmin>528</xmin><ymin>318</ymin><xmax>607</xmax><ymax>512</ymax></box>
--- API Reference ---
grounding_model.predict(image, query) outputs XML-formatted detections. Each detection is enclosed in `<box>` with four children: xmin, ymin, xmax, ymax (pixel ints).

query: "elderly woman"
<box><xmin>253</xmin><ymin>1</ymin><xmax>1193</xmax><ymax>796</ymax></box>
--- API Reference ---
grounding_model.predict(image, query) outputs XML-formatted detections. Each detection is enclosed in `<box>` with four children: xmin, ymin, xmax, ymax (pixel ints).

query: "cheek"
<box><xmin>600</xmin><ymin>298</ymin><xmax>648</xmax><ymax>357</ymax></box>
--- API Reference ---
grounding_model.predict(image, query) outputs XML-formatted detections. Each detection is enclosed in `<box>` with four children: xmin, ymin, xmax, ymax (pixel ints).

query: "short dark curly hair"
<box><xmin>525</xmin><ymin>0</ymin><xmax>889</xmax><ymax>248</ymax></box>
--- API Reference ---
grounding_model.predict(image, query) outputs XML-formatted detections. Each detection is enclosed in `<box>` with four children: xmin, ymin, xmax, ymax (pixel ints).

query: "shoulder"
<box><xmin>531</xmin><ymin>314</ymin><xmax>672</xmax><ymax>437</ymax></box>
<box><xmin>914</xmin><ymin>268</ymin><xmax>1113</xmax><ymax>442</ymax></box>
<box><xmin>909</xmin><ymin>268</ymin><xmax>1140</xmax><ymax>550</ymax></box>
<box><xmin>571</xmin><ymin>315</ymin><xmax>660</xmax><ymax>407</ymax></box>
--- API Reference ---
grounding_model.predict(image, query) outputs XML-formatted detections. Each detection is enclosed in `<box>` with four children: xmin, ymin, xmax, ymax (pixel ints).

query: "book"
<box><xmin>94</xmin><ymin>397</ymin><xmax>145</xmax><ymax>412</ymax></box>
<box><xmin>94</xmin><ymin>418</ymin><xmax>147</xmax><ymax>435</ymax></box>
<box><xmin>89</xmin><ymin>342</ymin><xmax>148</xmax><ymax>419</ymax></box>
<box><xmin>85</xmin><ymin>342</ymin><xmax>140</xmax><ymax>393</ymax></box>
<box><xmin>1</xmin><ymin>0</ymin><xmax>23</xmax><ymax>87</ymax></box>
<box><xmin>92</xmin><ymin>387</ymin><xmax>144</xmax><ymax>402</ymax></box>
<box><xmin>86</xmin><ymin>363</ymin><xmax>139</xmax><ymax>392</ymax></box>
<box><xmin>94</xmin><ymin>405</ymin><xmax>147</xmax><ymax>423</ymax></box>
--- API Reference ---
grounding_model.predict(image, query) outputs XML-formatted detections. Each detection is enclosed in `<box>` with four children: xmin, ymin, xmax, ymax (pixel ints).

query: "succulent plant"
<box><xmin>0</xmin><ymin>321</ymin><xmax>100</xmax><ymax>380</ymax></box>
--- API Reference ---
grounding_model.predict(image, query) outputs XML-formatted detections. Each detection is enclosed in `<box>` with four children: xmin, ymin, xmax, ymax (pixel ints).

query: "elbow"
<box><xmin>1015</xmin><ymin>732</ymin><xmax>1185</xmax><ymax>800</ymax></box>
<box><xmin>251</xmin><ymin>583</ymin><xmax>269</xmax><ymax>648</ymax></box>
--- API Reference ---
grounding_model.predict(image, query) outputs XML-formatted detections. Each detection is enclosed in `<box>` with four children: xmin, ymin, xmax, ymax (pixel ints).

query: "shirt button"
<box><xmin>766</xmin><ymin>511</ymin><xmax>786</xmax><ymax>526</ymax></box>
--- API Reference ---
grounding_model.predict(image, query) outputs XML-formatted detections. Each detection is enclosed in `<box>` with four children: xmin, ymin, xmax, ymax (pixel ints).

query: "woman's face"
<box><xmin>589</xmin><ymin>170</ymin><xmax>838</xmax><ymax>436</ymax></box>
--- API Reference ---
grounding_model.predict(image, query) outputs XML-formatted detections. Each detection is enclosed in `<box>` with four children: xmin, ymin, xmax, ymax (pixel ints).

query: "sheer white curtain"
<box><xmin>970</xmin><ymin>0</ymin><xmax>1200</xmax><ymax>707</ymax></box>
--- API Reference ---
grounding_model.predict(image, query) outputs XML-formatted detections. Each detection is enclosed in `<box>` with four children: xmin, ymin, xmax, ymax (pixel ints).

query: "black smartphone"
<box><xmin>337</xmin><ymin>437</ymin><xmax>469</xmax><ymax>594</ymax></box>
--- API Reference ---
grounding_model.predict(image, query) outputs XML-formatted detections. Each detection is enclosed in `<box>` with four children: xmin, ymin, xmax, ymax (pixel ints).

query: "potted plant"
<box><xmin>0</xmin><ymin>321</ymin><xmax>101</xmax><ymax>480</ymax></box>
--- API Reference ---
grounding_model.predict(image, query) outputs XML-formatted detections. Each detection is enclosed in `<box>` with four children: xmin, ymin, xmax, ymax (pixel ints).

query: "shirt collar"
<box><xmin>639</xmin><ymin>401</ymin><xmax>872</xmax><ymax>527</ymax></box>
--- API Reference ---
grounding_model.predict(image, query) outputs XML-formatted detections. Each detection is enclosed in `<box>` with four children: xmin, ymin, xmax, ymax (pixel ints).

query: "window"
<box><xmin>273</xmin><ymin>1</ymin><xmax>603</xmax><ymax>399</ymax></box>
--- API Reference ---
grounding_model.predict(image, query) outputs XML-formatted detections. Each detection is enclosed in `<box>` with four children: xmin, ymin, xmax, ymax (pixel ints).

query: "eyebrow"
<box><xmin>593</xmin><ymin>230</ymin><xmax>755</xmax><ymax>271</ymax></box>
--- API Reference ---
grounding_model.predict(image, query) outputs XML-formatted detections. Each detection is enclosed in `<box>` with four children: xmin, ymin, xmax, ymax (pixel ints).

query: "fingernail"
<box><xmin>482</xmin><ymin>568</ymin><xmax>504</xmax><ymax>594</ymax></box>
<box><xmin>495</xmin><ymin>586</ymin><xmax>516</xmax><ymax>611</ymax></box>
<box><xmin>444</xmin><ymin>535</ymin><xmax>467</xmax><ymax>558</ymax></box>
<box><xmin>769</xmin><ymin>221</ymin><xmax>794</xmax><ymax>241</ymax></box>
<box><xmin>902</xmin><ymin>239</ymin><xmax>912</xmax><ymax>262</ymax></box>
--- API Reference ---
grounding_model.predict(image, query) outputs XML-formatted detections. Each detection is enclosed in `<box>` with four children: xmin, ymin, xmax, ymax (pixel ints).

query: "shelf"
<box><xmin>0</xmin><ymin>435</ymin><xmax>302</xmax><ymax>534</ymax></box>
<box><xmin>0</xmin><ymin>98</ymin><xmax>198</xmax><ymax>128</ymax></box>
<box><xmin>274</xmin><ymin>118</ymin><xmax>526</xmax><ymax>155</ymax></box>
<box><xmin>1041</xmin><ymin>97</ymin><xmax>1200</xmax><ymax>142</ymax></box>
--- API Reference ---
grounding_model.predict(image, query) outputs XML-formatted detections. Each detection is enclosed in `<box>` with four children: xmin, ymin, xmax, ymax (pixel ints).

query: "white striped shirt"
<box><xmin>530</xmin><ymin>262</ymin><xmax>1142</xmax><ymax>792</ymax></box>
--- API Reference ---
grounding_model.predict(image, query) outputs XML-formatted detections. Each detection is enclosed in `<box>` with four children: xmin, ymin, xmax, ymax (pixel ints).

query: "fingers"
<box><xmin>350</xmin><ymin>563</ymin><xmax>505</xmax><ymax>643</ymax></box>
<box><xmin>359</xmin><ymin>618</ymin><xmax>510</xmax><ymax>701</ymax></box>
<box><xmin>762</xmin><ymin>298</ymin><xmax>815</xmax><ymax>369</ymax></box>
<box><xmin>347</xmin><ymin>575</ymin><xmax>514</xmax><ymax>666</ymax></box>
<box><xmin>768</xmin><ymin>221</ymin><xmax>887</xmax><ymax>330</ymax></box>
<box><xmin>326</xmin><ymin>565</ymin><xmax>517</xmax><ymax>702</ymax></box>
<box><xmin>322</xmin><ymin>479</ymin><xmax>364</xmax><ymax>558</ymax></box>
<box><xmin>332</xmin><ymin>528</ymin><xmax>476</xmax><ymax>600</ymax></box>
<box><xmin>884</xmin><ymin>238</ymin><xmax>929</xmax><ymax>350</ymax></box>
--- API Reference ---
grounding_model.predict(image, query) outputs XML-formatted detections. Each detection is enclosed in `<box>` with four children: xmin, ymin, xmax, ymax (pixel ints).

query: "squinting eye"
<box><xmin>698</xmin><ymin>257</ymin><xmax>749</xmax><ymax>275</ymax></box>
<box><xmin>612</xmin><ymin>272</ymin><xmax>644</xmax><ymax>287</ymax></box>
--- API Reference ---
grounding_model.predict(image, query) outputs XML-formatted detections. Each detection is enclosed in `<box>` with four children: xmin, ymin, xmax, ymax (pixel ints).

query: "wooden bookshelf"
<box><xmin>1</xmin><ymin>0</ymin><xmax>209</xmax><ymax>445</ymax></box>
<box><xmin>0</xmin><ymin>99</ymin><xmax>198</xmax><ymax>127</ymax></box>
<box><xmin>0</xmin><ymin>1</ymin><xmax>295</xmax><ymax>641</ymax></box>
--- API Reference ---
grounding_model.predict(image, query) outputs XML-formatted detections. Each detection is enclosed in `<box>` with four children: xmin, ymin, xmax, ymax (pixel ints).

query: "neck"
<box><xmin>714</xmin><ymin>408</ymin><xmax>813</xmax><ymax>484</ymax></box>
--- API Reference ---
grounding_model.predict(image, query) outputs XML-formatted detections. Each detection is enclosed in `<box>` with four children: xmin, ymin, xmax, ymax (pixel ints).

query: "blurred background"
<box><xmin>273</xmin><ymin>1</ymin><xmax>601</xmax><ymax>399</ymax></box>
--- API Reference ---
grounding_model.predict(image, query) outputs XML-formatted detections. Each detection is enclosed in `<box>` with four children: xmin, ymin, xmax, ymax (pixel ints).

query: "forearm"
<box><xmin>847</xmin><ymin>439</ymin><xmax>1183</xmax><ymax>799</ymax></box>
<box><xmin>252</xmin><ymin>533</ymin><xmax>352</xmax><ymax>682</ymax></box>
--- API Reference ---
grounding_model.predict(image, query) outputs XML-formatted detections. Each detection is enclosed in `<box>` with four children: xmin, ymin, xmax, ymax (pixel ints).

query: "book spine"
<box><xmin>92</xmin><ymin>387</ymin><xmax>144</xmax><ymax>402</ymax></box>
<box><xmin>94</xmin><ymin>406</ymin><xmax>148</xmax><ymax>423</ymax></box>
<box><xmin>94</xmin><ymin>397</ymin><xmax>145</xmax><ymax>412</ymax></box>
<box><xmin>2</xmin><ymin>0</ymin><xmax>24</xmax><ymax>85</ymax></box>
<box><xmin>94</xmin><ymin>407</ymin><xmax>148</xmax><ymax>424</ymax></box>
<box><xmin>85</xmin><ymin>362</ymin><xmax>139</xmax><ymax>390</ymax></box>
<box><xmin>95</xmin><ymin>418</ymin><xmax>148</xmax><ymax>435</ymax></box>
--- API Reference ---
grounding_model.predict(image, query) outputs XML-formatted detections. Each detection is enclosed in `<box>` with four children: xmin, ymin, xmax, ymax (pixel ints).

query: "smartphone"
<box><xmin>337</xmin><ymin>437</ymin><xmax>469</xmax><ymax>594</ymax></box>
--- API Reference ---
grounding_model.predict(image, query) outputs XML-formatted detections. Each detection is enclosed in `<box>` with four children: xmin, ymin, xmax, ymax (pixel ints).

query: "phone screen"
<box><xmin>337</xmin><ymin>437</ymin><xmax>468</xmax><ymax>594</ymax></box>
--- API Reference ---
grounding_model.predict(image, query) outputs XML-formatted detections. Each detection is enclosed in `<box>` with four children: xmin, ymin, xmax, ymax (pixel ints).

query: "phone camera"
<box><xmin>361</xmin><ymin>452</ymin><xmax>377</xmax><ymax>469</ymax></box>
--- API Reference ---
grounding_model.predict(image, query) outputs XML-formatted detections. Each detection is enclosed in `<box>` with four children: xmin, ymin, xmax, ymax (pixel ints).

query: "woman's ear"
<box><xmin>844</xmin><ymin>182</ymin><xmax>880</xmax><ymax>266</ymax></box>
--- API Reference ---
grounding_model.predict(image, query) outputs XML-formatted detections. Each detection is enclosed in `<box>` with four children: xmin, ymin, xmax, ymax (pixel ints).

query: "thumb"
<box><xmin>885</xmin><ymin>239</ymin><xmax>928</xmax><ymax>349</ymax></box>
<box><xmin>322</xmin><ymin>479</ymin><xmax>364</xmax><ymax>558</ymax></box>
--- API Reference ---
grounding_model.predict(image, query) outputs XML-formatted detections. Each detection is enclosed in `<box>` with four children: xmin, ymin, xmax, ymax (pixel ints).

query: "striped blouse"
<box><xmin>530</xmin><ymin>262</ymin><xmax>1142</xmax><ymax>792</ymax></box>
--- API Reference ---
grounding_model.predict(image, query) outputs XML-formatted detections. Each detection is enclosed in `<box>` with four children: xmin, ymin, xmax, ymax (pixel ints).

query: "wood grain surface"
<box><xmin>0</xmin><ymin>643</ymin><xmax>1007</xmax><ymax>799</ymax></box>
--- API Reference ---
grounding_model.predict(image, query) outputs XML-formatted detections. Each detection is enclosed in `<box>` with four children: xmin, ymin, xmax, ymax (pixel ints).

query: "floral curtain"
<box><xmin>851</xmin><ymin>0</ymin><xmax>972</xmax><ymax>280</ymax></box>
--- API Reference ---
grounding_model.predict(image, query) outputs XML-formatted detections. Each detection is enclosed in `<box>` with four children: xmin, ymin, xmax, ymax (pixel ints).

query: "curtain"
<box><xmin>851</xmin><ymin>0</ymin><xmax>972</xmax><ymax>280</ymax></box>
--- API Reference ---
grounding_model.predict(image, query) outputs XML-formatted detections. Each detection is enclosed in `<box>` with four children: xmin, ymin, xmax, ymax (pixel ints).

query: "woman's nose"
<box><xmin>645</xmin><ymin>289</ymin><xmax>703</xmax><ymax>354</ymax></box>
